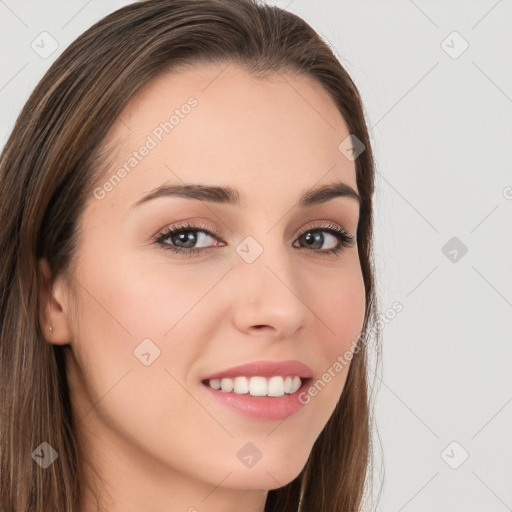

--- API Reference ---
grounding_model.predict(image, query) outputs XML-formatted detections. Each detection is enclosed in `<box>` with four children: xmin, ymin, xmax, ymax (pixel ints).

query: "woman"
<box><xmin>0</xmin><ymin>0</ymin><xmax>381</xmax><ymax>510</ymax></box>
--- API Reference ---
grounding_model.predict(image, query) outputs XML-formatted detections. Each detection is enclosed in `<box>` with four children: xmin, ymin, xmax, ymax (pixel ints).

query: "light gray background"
<box><xmin>1</xmin><ymin>1</ymin><xmax>511</xmax><ymax>511</ymax></box>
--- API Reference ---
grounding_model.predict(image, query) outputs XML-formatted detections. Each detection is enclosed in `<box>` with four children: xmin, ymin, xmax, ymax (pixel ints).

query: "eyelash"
<box><xmin>152</xmin><ymin>221</ymin><xmax>356</xmax><ymax>258</ymax></box>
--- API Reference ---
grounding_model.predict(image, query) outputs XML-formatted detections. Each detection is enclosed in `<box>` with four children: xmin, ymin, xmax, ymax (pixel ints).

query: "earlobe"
<box><xmin>38</xmin><ymin>258</ymin><xmax>72</xmax><ymax>345</ymax></box>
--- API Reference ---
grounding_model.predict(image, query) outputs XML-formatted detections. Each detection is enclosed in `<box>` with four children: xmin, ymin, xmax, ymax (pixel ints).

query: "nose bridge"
<box><xmin>236</xmin><ymin>230</ymin><xmax>293</xmax><ymax>290</ymax></box>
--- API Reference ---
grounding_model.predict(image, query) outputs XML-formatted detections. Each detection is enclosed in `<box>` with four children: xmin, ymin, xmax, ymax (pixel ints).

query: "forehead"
<box><xmin>93</xmin><ymin>63</ymin><xmax>358</xmax><ymax>214</ymax></box>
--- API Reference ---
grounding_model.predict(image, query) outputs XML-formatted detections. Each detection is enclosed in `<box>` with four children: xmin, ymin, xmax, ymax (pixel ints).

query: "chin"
<box><xmin>225</xmin><ymin>456</ymin><xmax>307</xmax><ymax>490</ymax></box>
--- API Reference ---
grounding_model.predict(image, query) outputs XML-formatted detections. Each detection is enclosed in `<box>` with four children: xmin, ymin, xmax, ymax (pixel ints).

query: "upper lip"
<box><xmin>202</xmin><ymin>360</ymin><xmax>313</xmax><ymax>381</ymax></box>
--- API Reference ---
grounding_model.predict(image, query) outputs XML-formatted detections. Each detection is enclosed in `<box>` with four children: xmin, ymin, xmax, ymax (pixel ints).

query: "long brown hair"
<box><xmin>0</xmin><ymin>1</ymin><xmax>382</xmax><ymax>510</ymax></box>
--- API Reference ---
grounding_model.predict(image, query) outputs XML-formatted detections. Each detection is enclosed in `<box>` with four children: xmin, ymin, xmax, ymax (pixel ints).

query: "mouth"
<box><xmin>200</xmin><ymin>361</ymin><xmax>314</xmax><ymax>421</ymax></box>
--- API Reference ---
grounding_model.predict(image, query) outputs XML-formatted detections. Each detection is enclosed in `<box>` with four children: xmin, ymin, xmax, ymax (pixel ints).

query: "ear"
<box><xmin>38</xmin><ymin>258</ymin><xmax>73</xmax><ymax>345</ymax></box>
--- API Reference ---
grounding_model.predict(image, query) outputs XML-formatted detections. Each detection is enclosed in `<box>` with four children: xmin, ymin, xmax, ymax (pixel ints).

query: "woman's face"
<box><xmin>47</xmin><ymin>63</ymin><xmax>366</xmax><ymax>508</ymax></box>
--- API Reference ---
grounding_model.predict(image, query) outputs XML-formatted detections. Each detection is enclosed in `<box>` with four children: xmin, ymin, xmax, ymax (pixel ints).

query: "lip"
<box><xmin>201</xmin><ymin>359</ymin><xmax>314</xmax><ymax>381</ymax></box>
<box><xmin>200</xmin><ymin>360</ymin><xmax>314</xmax><ymax>421</ymax></box>
<box><xmin>201</xmin><ymin>377</ymin><xmax>312</xmax><ymax>421</ymax></box>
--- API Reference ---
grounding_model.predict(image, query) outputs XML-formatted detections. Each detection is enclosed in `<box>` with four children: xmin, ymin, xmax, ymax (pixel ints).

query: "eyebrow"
<box><xmin>130</xmin><ymin>180</ymin><xmax>361</xmax><ymax>210</ymax></box>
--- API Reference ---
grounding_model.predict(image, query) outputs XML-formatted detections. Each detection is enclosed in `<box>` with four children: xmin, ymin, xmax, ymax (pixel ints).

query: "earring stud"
<box><xmin>49</xmin><ymin>325</ymin><xmax>53</xmax><ymax>333</ymax></box>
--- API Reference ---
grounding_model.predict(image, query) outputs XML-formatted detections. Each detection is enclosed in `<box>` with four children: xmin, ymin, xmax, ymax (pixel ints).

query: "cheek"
<box><xmin>292</xmin><ymin>254</ymin><xmax>365</xmax><ymax>418</ymax></box>
<box><xmin>66</xmin><ymin>253</ymin><xmax>228</xmax><ymax>471</ymax></box>
<box><xmin>80</xmin><ymin>250</ymin><xmax>224</xmax><ymax>339</ymax></box>
<box><xmin>69</xmin><ymin>250</ymin><xmax>229</xmax><ymax>394</ymax></box>
<box><xmin>307</xmin><ymin>254</ymin><xmax>366</xmax><ymax>353</ymax></box>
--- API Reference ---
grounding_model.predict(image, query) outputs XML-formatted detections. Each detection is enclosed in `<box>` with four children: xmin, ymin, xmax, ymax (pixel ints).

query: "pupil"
<box><xmin>305</xmin><ymin>232</ymin><xmax>322</xmax><ymax>249</ymax></box>
<box><xmin>175</xmin><ymin>232</ymin><xmax>196</xmax><ymax>248</ymax></box>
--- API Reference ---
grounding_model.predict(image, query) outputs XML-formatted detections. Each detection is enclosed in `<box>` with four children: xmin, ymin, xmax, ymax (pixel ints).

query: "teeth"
<box><xmin>209</xmin><ymin>378</ymin><xmax>221</xmax><ymax>390</ymax></box>
<box><xmin>249</xmin><ymin>376</ymin><xmax>267</xmax><ymax>396</ymax></box>
<box><xmin>207</xmin><ymin>376</ymin><xmax>303</xmax><ymax>396</ymax></box>
<box><xmin>220</xmin><ymin>378</ymin><xmax>234</xmax><ymax>392</ymax></box>
<box><xmin>291</xmin><ymin>376</ymin><xmax>301</xmax><ymax>393</ymax></box>
<box><xmin>233</xmin><ymin>376</ymin><xmax>249</xmax><ymax>394</ymax></box>
<box><xmin>267</xmin><ymin>376</ymin><xmax>285</xmax><ymax>397</ymax></box>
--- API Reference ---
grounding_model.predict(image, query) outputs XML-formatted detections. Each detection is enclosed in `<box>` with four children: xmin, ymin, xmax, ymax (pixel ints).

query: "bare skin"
<box><xmin>39</xmin><ymin>63</ymin><xmax>366</xmax><ymax>512</ymax></box>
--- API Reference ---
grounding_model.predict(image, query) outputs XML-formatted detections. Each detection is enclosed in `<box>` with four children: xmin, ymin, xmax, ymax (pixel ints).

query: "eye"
<box><xmin>293</xmin><ymin>222</ymin><xmax>356</xmax><ymax>256</ymax></box>
<box><xmin>152</xmin><ymin>221</ymin><xmax>224</xmax><ymax>257</ymax></box>
<box><xmin>152</xmin><ymin>220</ymin><xmax>356</xmax><ymax>257</ymax></box>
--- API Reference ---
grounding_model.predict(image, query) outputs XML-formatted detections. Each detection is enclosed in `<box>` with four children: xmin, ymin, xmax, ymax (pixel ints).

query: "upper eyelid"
<box><xmin>158</xmin><ymin>222</ymin><xmax>222</xmax><ymax>239</ymax></box>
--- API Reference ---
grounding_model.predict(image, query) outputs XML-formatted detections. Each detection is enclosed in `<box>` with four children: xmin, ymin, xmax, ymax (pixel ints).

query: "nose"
<box><xmin>230</xmin><ymin>240</ymin><xmax>311</xmax><ymax>340</ymax></box>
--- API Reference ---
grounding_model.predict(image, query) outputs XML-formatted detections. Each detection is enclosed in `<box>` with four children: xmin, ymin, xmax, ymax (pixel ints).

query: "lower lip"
<box><xmin>201</xmin><ymin>380</ymin><xmax>311</xmax><ymax>421</ymax></box>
